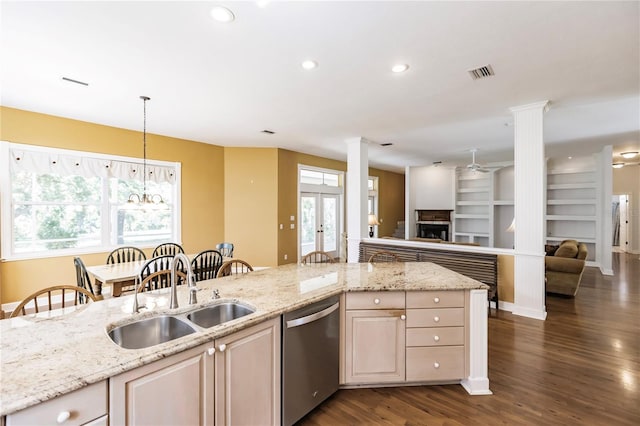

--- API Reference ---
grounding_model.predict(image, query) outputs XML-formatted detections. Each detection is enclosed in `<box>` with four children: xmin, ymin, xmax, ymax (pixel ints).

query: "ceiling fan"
<box><xmin>467</xmin><ymin>148</ymin><xmax>490</xmax><ymax>173</ymax></box>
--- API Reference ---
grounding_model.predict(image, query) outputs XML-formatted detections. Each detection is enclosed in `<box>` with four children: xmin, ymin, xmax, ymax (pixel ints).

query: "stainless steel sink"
<box><xmin>187</xmin><ymin>302</ymin><xmax>255</xmax><ymax>329</ymax></box>
<box><xmin>108</xmin><ymin>315</ymin><xmax>197</xmax><ymax>350</ymax></box>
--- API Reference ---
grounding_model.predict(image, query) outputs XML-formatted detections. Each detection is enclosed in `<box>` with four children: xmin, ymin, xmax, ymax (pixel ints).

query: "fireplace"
<box><xmin>415</xmin><ymin>210</ymin><xmax>453</xmax><ymax>241</ymax></box>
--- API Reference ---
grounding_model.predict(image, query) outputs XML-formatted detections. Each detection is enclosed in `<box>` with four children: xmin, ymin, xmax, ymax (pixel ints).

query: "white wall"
<box><xmin>410</xmin><ymin>166</ymin><xmax>455</xmax><ymax>210</ymax></box>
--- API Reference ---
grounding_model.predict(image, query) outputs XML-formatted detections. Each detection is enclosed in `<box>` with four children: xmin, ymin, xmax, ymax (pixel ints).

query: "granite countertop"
<box><xmin>0</xmin><ymin>262</ymin><xmax>487</xmax><ymax>416</ymax></box>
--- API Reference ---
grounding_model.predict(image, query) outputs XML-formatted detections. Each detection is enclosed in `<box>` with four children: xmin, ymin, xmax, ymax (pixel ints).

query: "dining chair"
<box><xmin>107</xmin><ymin>246</ymin><xmax>146</xmax><ymax>264</ymax></box>
<box><xmin>135</xmin><ymin>269</ymin><xmax>187</xmax><ymax>294</ymax></box>
<box><xmin>138</xmin><ymin>255</ymin><xmax>186</xmax><ymax>291</ymax></box>
<box><xmin>215</xmin><ymin>242</ymin><xmax>234</xmax><ymax>258</ymax></box>
<box><xmin>73</xmin><ymin>257</ymin><xmax>97</xmax><ymax>301</ymax></box>
<box><xmin>301</xmin><ymin>251</ymin><xmax>335</xmax><ymax>265</ymax></box>
<box><xmin>368</xmin><ymin>250</ymin><xmax>401</xmax><ymax>263</ymax></box>
<box><xmin>10</xmin><ymin>285</ymin><xmax>97</xmax><ymax>318</ymax></box>
<box><xmin>216</xmin><ymin>259</ymin><xmax>254</xmax><ymax>278</ymax></box>
<box><xmin>191</xmin><ymin>250</ymin><xmax>224</xmax><ymax>281</ymax></box>
<box><xmin>152</xmin><ymin>242</ymin><xmax>185</xmax><ymax>257</ymax></box>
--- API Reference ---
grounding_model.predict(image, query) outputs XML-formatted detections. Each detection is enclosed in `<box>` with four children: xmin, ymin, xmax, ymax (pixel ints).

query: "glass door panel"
<box><xmin>300</xmin><ymin>192</ymin><xmax>340</xmax><ymax>259</ymax></box>
<box><xmin>301</xmin><ymin>194</ymin><xmax>317</xmax><ymax>257</ymax></box>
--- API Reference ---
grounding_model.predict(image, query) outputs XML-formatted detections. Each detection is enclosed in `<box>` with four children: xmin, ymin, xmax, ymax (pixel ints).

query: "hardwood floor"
<box><xmin>299</xmin><ymin>253</ymin><xmax>640</xmax><ymax>425</ymax></box>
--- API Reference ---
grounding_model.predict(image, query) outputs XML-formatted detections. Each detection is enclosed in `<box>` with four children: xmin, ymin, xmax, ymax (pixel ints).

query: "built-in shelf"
<box><xmin>457</xmin><ymin>187</ymin><xmax>489</xmax><ymax>193</ymax></box>
<box><xmin>546</xmin><ymin>236</ymin><xmax>596</xmax><ymax>244</ymax></box>
<box><xmin>493</xmin><ymin>200</ymin><xmax>514</xmax><ymax>206</ymax></box>
<box><xmin>454</xmin><ymin>232</ymin><xmax>490</xmax><ymax>237</ymax></box>
<box><xmin>547</xmin><ymin>199</ymin><xmax>596</xmax><ymax>205</ymax></box>
<box><xmin>546</xmin><ymin>215</ymin><xmax>596</xmax><ymax>221</ymax></box>
<box><xmin>455</xmin><ymin>214</ymin><xmax>489</xmax><ymax>219</ymax></box>
<box><xmin>547</xmin><ymin>183</ymin><xmax>595</xmax><ymax>190</ymax></box>
<box><xmin>456</xmin><ymin>201</ymin><xmax>490</xmax><ymax>206</ymax></box>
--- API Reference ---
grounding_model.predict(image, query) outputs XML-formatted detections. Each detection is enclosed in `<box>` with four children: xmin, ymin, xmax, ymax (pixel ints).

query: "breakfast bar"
<box><xmin>0</xmin><ymin>262</ymin><xmax>490</xmax><ymax>424</ymax></box>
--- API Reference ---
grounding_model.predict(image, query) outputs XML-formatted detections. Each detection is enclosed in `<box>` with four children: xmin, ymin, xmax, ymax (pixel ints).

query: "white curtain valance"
<box><xmin>9</xmin><ymin>146</ymin><xmax>176</xmax><ymax>184</ymax></box>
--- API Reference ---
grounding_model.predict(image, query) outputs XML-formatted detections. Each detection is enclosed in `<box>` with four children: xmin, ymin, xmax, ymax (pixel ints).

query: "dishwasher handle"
<box><xmin>286</xmin><ymin>302</ymin><xmax>339</xmax><ymax>329</ymax></box>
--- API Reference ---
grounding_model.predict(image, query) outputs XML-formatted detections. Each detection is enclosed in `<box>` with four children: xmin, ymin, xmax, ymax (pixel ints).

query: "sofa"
<box><xmin>545</xmin><ymin>239</ymin><xmax>588</xmax><ymax>296</ymax></box>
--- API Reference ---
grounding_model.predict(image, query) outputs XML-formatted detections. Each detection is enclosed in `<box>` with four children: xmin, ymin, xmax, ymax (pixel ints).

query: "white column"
<box><xmin>346</xmin><ymin>137</ymin><xmax>369</xmax><ymax>263</ymax></box>
<box><xmin>598</xmin><ymin>146</ymin><xmax>613</xmax><ymax>275</ymax></box>
<box><xmin>461</xmin><ymin>289</ymin><xmax>492</xmax><ymax>395</ymax></box>
<box><xmin>405</xmin><ymin>165</ymin><xmax>413</xmax><ymax>239</ymax></box>
<box><xmin>510</xmin><ymin>101</ymin><xmax>549</xmax><ymax>320</ymax></box>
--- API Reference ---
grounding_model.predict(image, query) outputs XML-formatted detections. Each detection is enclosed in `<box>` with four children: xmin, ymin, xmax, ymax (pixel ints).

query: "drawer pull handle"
<box><xmin>219</xmin><ymin>344</ymin><xmax>227</xmax><ymax>352</ymax></box>
<box><xmin>400</xmin><ymin>314</ymin><xmax>406</xmax><ymax>321</ymax></box>
<box><xmin>434</xmin><ymin>297</ymin><xmax>440</xmax><ymax>303</ymax></box>
<box><xmin>434</xmin><ymin>335</ymin><xmax>440</xmax><ymax>342</ymax></box>
<box><xmin>434</xmin><ymin>316</ymin><xmax>440</xmax><ymax>323</ymax></box>
<box><xmin>374</xmin><ymin>298</ymin><xmax>380</xmax><ymax>305</ymax></box>
<box><xmin>57</xmin><ymin>411</ymin><xmax>71</xmax><ymax>424</ymax></box>
<box><xmin>434</xmin><ymin>362</ymin><xmax>440</xmax><ymax>369</ymax></box>
<box><xmin>207</xmin><ymin>347</ymin><xmax>215</xmax><ymax>356</ymax></box>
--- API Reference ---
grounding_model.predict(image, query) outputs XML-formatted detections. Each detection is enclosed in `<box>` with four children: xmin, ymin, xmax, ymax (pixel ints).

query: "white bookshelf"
<box><xmin>545</xmin><ymin>167</ymin><xmax>597</xmax><ymax>261</ymax></box>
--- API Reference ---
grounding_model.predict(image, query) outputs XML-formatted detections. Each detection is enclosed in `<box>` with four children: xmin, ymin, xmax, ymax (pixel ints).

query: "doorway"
<box><xmin>612</xmin><ymin>194</ymin><xmax>629</xmax><ymax>253</ymax></box>
<box><xmin>300</xmin><ymin>192</ymin><xmax>340</xmax><ymax>259</ymax></box>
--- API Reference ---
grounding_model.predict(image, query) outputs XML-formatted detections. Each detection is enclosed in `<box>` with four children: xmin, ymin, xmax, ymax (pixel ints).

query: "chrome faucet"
<box><xmin>170</xmin><ymin>253</ymin><xmax>197</xmax><ymax>309</ymax></box>
<box><xmin>132</xmin><ymin>276</ymin><xmax>144</xmax><ymax>313</ymax></box>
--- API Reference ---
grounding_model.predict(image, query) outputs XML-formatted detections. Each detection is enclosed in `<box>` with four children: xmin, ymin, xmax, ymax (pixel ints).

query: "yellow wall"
<box><xmin>371</xmin><ymin>168</ymin><xmax>405</xmax><ymax>237</ymax></box>
<box><xmin>497</xmin><ymin>254</ymin><xmax>515</xmax><ymax>303</ymax></box>
<box><xmin>224</xmin><ymin>148</ymin><xmax>279</xmax><ymax>267</ymax></box>
<box><xmin>0</xmin><ymin>107</ymin><xmax>407</xmax><ymax>304</ymax></box>
<box><xmin>0</xmin><ymin>107</ymin><xmax>225</xmax><ymax>303</ymax></box>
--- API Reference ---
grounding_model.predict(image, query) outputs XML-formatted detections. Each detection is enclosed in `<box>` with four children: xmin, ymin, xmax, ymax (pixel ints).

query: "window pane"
<box><xmin>13</xmin><ymin>204</ymin><xmax>101</xmax><ymax>253</ymax></box>
<box><xmin>300</xmin><ymin>170</ymin><xmax>324</xmax><ymax>185</ymax></box>
<box><xmin>37</xmin><ymin>174</ymin><xmax>101</xmax><ymax>202</ymax></box>
<box><xmin>323</xmin><ymin>173</ymin><xmax>339</xmax><ymax>187</ymax></box>
<box><xmin>113</xmin><ymin>207</ymin><xmax>173</xmax><ymax>246</ymax></box>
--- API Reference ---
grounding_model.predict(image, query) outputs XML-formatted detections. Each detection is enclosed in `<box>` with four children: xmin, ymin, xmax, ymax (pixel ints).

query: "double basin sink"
<box><xmin>108</xmin><ymin>302</ymin><xmax>255</xmax><ymax>350</ymax></box>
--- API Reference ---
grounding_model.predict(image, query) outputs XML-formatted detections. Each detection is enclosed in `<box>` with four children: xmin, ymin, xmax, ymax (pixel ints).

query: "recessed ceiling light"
<box><xmin>301</xmin><ymin>60</ymin><xmax>318</xmax><ymax>70</ymax></box>
<box><xmin>621</xmin><ymin>151</ymin><xmax>638</xmax><ymax>159</ymax></box>
<box><xmin>210</xmin><ymin>6</ymin><xmax>235</xmax><ymax>23</ymax></box>
<box><xmin>391</xmin><ymin>64</ymin><xmax>409</xmax><ymax>73</ymax></box>
<box><xmin>612</xmin><ymin>163</ymin><xmax>625</xmax><ymax>168</ymax></box>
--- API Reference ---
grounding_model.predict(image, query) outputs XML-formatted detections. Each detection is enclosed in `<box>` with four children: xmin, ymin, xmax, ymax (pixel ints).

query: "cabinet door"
<box><xmin>344</xmin><ymin>309</ymin><xmax>405</xmax><ymax>384</ymax></box>
<box><xmin>110</xmin><ymin>343</ymin><xmax>214</xmax><ymax>426</ymax></box>
<box><xmin>215</xmin><ymin>318</ymin><xmax>281</xmax><ymax>426</ymax></box>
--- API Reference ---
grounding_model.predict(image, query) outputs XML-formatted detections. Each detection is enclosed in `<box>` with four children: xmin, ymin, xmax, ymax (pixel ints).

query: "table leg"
<box><xmin>94</xmin><ymin>279</ymin><xmax>103</xmax><ymax>297</ymax></box>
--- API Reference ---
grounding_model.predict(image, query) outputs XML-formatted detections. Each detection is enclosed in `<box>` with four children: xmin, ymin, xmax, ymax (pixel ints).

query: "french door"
<box><xmin>300</xmin><ymin>193</ymin><xmax>340</xmax><ymax>259</ymax></box>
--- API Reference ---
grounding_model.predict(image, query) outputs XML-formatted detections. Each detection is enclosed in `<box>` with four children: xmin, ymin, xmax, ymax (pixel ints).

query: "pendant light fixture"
<box><xmin>126</xmin><ymin>95</ymin><xmax>167</xmax><ymax>209</ymax></box>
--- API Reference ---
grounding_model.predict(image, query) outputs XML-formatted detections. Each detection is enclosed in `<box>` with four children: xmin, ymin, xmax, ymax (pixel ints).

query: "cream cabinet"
<box><xmin>5</xmin><ymin>381</ymin><xmax>107</xmax><ymax>426</ymax></box>
<box><xmin>109</xmin><ymin>342</ymin><xmax>215</xmax><ymax>426</ymax></box>
<box><xmin>343</xmin><ymin>290</ymin><xmax>468</xmax><ymax>386</ymax></box>
<box><xmin>214</xmin><ymin>317</ymin><xmax>281</xmax><ymax>426</ymax></box>
<box><xmin>344</xmin><ymin>291</ymin><xmax>406</xmax><ymax>384</ymax></box>
<box><xmin>405</xmin><ymin>291</ymin><xmax>466</xmax><ymax>382</ymax></box>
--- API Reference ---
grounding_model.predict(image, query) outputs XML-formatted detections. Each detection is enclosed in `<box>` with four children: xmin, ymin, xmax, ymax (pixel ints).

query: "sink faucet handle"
<box><xmin>212</xmin><ymin>289</ymin><xmax>220</xmax><ymax>300</ymax></box>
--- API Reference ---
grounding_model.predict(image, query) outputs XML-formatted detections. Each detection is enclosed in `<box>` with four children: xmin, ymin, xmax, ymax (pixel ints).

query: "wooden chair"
<box><xmin>368</xmin><ymin>250</ymin><xmax>401</xmax><ymax>263</ymax></box>
<box><xmin>152</xmin><ymin>242</ymin><xmax>185</xmax><ymax>257</ymax></box>
<box><xmin>301</xmin><ymin>251</ymin><xmax>335</xmax><ymax>265</ymax></box>
<box><xmin>139</xmin><ymin>255</ymin><xmax>186</xmax><ymax>291</ymax></box>
<box><xmin>10</xmin><ymin>285</ymin><xmax>97</xmax><ymax>318</ymax></box>
<box><xmin>106</xmin><ymin>247</ymin><xmax>147</xmax><ymax>296</ymax></box>
<box><xmin>216</xmin><ymin>259</ymin><xmax>254</xmax><ymax>278</ymax></box>
<box><xmin>215</xmin><ymin>242</ymin><xmax>234</xmax><ymax>258</ymax></box>
<box><xmin>191</xmin><ymin>250</ymin><xmax>224</xmax><ymax>281</ymax></box>
<box><xmin>107</xmin><ymin>246</ymin><xmax>146</xmax><ymax>264</ymax></box>
<box><xmin>73</xmin><ymin>257</ymin><xmax>96</xmax><ymax>301</ymax></box>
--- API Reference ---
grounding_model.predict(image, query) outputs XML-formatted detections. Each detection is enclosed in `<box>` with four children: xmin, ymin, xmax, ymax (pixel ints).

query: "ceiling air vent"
<box><xmin>380</xmin><ymin>142</ymin><xmax>393</xmax><ymax>147</ymax></box>
<box><xmin>467</xmin><ymin>64</ymin><xmax>494</xmax><ymax>80</ymax></box>
<box><xmin>261</xmin><ymin>129</ymin><xmax>275</xmax><ymax>135</ymax></box>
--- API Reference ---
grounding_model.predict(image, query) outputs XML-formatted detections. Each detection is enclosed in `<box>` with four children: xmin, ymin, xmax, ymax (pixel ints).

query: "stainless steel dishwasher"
<box><xmin>282</xmin><ymin>295</ymin><xmax>340</xmax><ymax>426</ymax></box>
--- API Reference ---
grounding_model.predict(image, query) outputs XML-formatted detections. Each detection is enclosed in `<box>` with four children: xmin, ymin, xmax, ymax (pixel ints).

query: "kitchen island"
<box><xmin>0</xmin><ymin>262</ymin><xmax>490</xmax><ymax>422</ymax></box>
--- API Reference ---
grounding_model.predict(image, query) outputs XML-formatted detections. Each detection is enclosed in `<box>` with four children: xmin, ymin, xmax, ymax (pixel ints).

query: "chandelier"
<box><xmin>126</xmin><ymin>95</ymin><xmax>167</xmax><ymax>209</ymax></box>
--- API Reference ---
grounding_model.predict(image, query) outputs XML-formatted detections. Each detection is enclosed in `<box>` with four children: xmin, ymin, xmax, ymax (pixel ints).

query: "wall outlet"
<box><xmin>290</xmin><ymin>215</ymin><xmax>295</xmax><ymax>221</ymax></box>
<box><xmin>290</xmin><ymin>223</ymin><xmax>295</xmax><ymax>229</ymax></box>
<box><xmin>284</xmin><ymin>254</ymin><xmax>288</xmax><ymax>260</ymax></box>
<box><xmin>279</xmin><ymin>224</ymin><xmax>283</xmax><ymax>230</ymax></box>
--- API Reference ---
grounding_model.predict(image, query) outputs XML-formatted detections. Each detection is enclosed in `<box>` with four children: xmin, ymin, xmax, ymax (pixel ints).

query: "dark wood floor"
<box><xmin>299</xmin><ymin>253</ymin><xmax>640</xmax><ymax>425</ymax></box>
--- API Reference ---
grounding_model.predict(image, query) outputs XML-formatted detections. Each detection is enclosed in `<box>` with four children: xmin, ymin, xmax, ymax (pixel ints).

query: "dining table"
<box><xmin>86</xmin><ymin>253</ymin><xmax>215</xmax><ymax>297</ymax></box>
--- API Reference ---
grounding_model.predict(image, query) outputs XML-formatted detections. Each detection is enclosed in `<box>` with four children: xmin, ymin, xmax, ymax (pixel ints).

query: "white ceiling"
<box><xmin>1</xmin><ymin>1</ymin><xmax>639</xmax><ymax>173</ymax></box>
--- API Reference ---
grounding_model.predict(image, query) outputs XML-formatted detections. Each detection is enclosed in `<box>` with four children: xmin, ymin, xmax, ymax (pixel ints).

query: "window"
<box><xmin>1</xmin><ymin>142</ymin><xmax>181</xmax><ymax>259</ymax></box>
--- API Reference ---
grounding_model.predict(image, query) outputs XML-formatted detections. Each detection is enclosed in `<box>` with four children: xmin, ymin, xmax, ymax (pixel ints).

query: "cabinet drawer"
<box><xmin>406</xmin><ymin>308</ymin><xmax>464</xmax><ymax>327</ymax></box>
<box><xmin>406</xmin><ymin>327</ymin><xmax>464</xmax><ymax>347</ymax></box>
<box><xmin>406</xmin><ymin>291</ymin><xmax>464</xmax><ymax>308</ymax></box>
<box><xmin>346</xmin><ymin>291</ymin><xmax>405</xmax><ymax>310</ymax></box>
<box><xmin>6</xmin><ymin>381</ymin><xmax>107</xmax><ymax>426</ymax></box>
<box><xmin>406</xmin><ymin>347</ymin><xmax>464</xmax><ymax>381</ymax></box>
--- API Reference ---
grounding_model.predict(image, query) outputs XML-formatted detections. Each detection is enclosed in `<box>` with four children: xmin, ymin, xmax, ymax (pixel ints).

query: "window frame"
<box><xmin>0</xmin><ymin>141</ymin><xmax>182</xmax><ymax>261</ymax></box>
